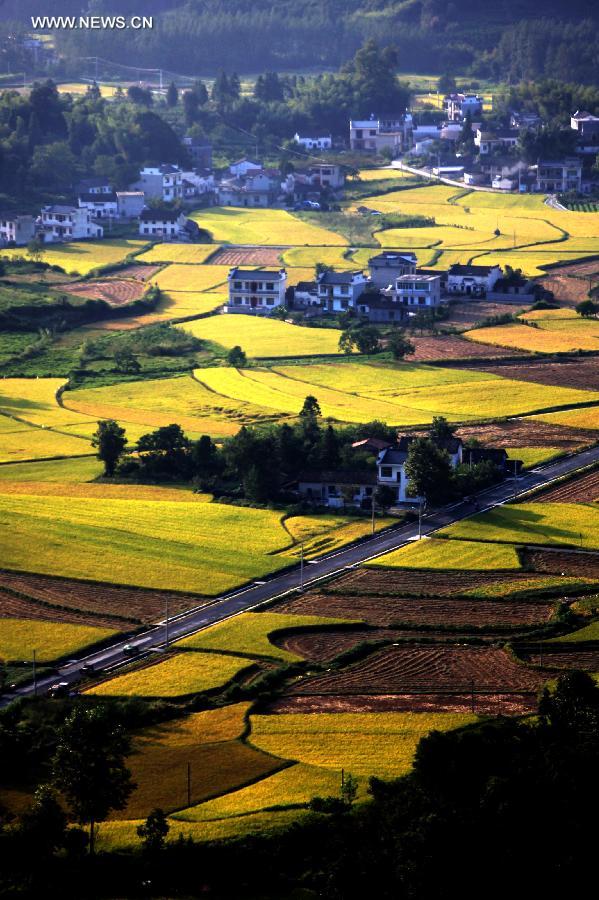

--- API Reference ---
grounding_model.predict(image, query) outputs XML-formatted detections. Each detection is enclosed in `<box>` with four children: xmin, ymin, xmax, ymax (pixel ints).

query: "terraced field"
<box><xmin>0</xmin><ymin>240</ymin><xmax>148</xmax><ymax>276</ymax></box>
<box><xmin>534</xmin><ymin>468</ymin><xmax>599</xmax><ymax>502</ymax></box>
<box><xmin>0</xmin><ymin>617</ymin><xmax>115</xmax><ymax>662</ymax></box>
<box><xmin>190</xmin><ymin>208</ymin><xmax>347</xmax><ymax>246</ymax></box>
<box><xmin>466</xmin><ymin>309</ymin><xmax>599</xmax><ymax>354</ymax></box>
<box><xmin>135</xmin><ymin>244</ymin><xmax>219</xmax><ymax>264</ymax></box>
<box><xmin>368</xmin><ymin>538</ymin><xmax>521</xmax><ymax>570</ymax></box>
<box><xmin>179</xmin><ymin>316</ymin><xmax>345</xmax><ymax>357</ymax></box>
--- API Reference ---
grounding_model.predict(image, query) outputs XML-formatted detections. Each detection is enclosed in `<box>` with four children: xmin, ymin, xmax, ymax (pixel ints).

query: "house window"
<box><xmin>234</xmin><ymin>281</ymin><xmax>242</xmax><ymax>289</ymax></box>
<box><xmin>266</xmin><ymin>282</ymin><xmax>274</xmax><ymax>290</ymax></box>
<box><xmin>328</xmin><ymin>485</ymin><xmax>338</xmax><ymax>496</ymax></box>
<box><xmin>365</xmin><ymin>487</ymin><xmax>373</xmax><ymax>496</ymax></box>
<box><xmin>381</xmin><ymin>467</ymin><xmax>392</xmax><ymax>478</ymax></box>
<box><xmin>341</xmin><ymin>300</ymin><xmax>349</xmax><ymax>309</ymax></box>
<box><xmin>266</xmin><ymin>297</ymin><xmax>275</xmax><ymax>305</ymax></box>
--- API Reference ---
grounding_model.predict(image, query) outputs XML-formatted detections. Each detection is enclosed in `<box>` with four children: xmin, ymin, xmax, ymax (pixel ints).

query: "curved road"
<box><xmin>3</xmin><ymin>444</ymin><xmax>599</xmax><ymax>705</ymax></box>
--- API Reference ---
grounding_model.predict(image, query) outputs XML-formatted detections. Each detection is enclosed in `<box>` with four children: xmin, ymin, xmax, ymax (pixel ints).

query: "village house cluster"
<box><xmin>225</xmin><ymin>250</ymin><xmax>533</xmax><ymax>322</ymax></box>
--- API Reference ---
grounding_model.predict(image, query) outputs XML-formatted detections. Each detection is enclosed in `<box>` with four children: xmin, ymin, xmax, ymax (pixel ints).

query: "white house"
<box><xmin>570</xmin><ymin>110</ymin><xmax>599</xmax><ymax>139</ymax></box>
<box><xmin>218</xmin><ymin>172</ymin><xmax>277</xmax><ymax>208</ymax></box>
<box><xmin>536</xmin><ymin>158</ymin><xmax>582</xmax><ymax>193</ymax></box>
<box><xmin>76</xmin><ymin>177</ymin><xmax>113</xmax><ymax>196</ymax></box>
<box><xmin>388</xmin><ymin>273</ymin><xmax>442</xmax><ymax>309</ymax></box>
<box><xmin>291</xmin><ymin>281</ymin><xmax>320</xmax><ymax>309</ymax></box>
<box><xmin>116</xmin><ymin>191</ymin><xmax>146</xmax><ymax>219</ymax></box>
<box><xmin>309</xmin><ymin>163</ymin><xmax>345</xmax><ymax>190</ymax></box>
<box><xmin>349</xmin><ymin>114</ymin><xmax>412</xmax><ymax>155</ymax></box>
<box><xmin>444</xmin><ymin>93</ymin><xmax>484</xmax><ymax>122</ymax></box>
<box><xmin>317</xmin><ymin>270</ymin><xmax>368</xmax><ymax>312</ymax></box>
<box><xmin>368</xmin><ymin>251</ymin><xmax>417</xmax><ymax>288</ymax></box>
<box><xmin>294</xmin><ymin>133</ymin><xmax>332</xmax><ymax>151</ymax></box>
<box><xmin>226</xmin><ymin>267</ymin><xmax>287</xmax><ymax>314</ymax></box>
<box><xmin>447</xmin><ymin>263</ymin><xmax>503</xmax><ymax>297</ymax></box>
<box><xmin>138</xmin><ymin>209</ymin><xmax>188</xmax><ymax>239</ymax></box>
<box><xmin>39</xmin><ymin>206</ymin><xmax>103</xmax><ymax>242</ymax></box>
<box><xmin>474</xmin><ymin>128</ymin><xmax>519</xmax><ymax>155</ymax></box>
<box><xmin>229</xmin><ymin>158</ymin><xmax>262</xmax><ymax>178</ymax></box>
<box><xmin>131</xmin><ymin>166</ymin><xmax>184</xmax><ymax>203</ymax></box>
<box><xmin>78</xmin><ymin>192</ymin><xmax>118</xmax><ymax>219</ymax></box>
<box><xmin>297</xmin><ymin>470</ymin><xmax>377</xmax><ymax>509</ymax></box>
<box><xmin>0</xmin><ymin>213</ymin><xmax>35</xmax><ymax>246</ymax></box>
<box><xmin>377</xmin><ymin>436</ymin><xmax>463</xmax><ymax>504</ymax></box>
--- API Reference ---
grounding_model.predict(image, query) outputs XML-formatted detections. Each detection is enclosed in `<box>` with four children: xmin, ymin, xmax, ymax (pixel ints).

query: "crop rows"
<box><xmin>322</xmin><ymin>567</ymin><xmax>558</xmax><ymax>597</ymax></box>
<box><xmin>274</xmin><ymin>591</ymin><xmax>554</xmax><ymax>626</ymax></box>
<box><xmin>287</xmin><ymin>645</ymin><xmax>544</xmax><ymax>695</ymax></box>
<box><xmin>269</xmin><ymin>693</ymin><xmax>540</xmax><ymax>715</ymax></box>
<box><xmin>522</xmin><ymin>548</ymin><xmax>599</xmax><ymax>578</ymax></box>
<box><xmin>533</xmin><ymin>469</ymin><xmax>599</xmax><ymax>503</ymax></box>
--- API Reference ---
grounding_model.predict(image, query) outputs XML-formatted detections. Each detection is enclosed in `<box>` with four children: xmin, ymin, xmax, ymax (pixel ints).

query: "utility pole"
<box><xmin>513</xmin><ymin>459</ymin><xmax>519</xmax><ymax>499</ymax></box>
<box><xmin>299</xmin><ymin>542</ymin><xmax>304</xmax><ymax>592</ymax></box>
<box><xmin>165</xmin><ymin>596</ymin><xmax>170</xmax><ymax>648</ymax></box>
<box><xmin>32</xmin><ymin>649</ymin><xmax>37</xmax><ymax>697</ymax></box>
<box><xmin>418</xmin><ymin>497</ymin><xmax>424</xmax><ymax>540</ymax></box>
<box><xmin>371</xmin><ymin>491</ymin><xmax>376</xmax><ymax>536</ymax></box>
<box><xmin>187</xmin><ymin>762</ymin><xmax>191</xmax><ymax>806</ymax></box>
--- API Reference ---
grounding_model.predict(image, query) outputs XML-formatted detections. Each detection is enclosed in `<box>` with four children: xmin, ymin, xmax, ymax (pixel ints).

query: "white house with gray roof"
<box><xmin>316</xmin><ymin>270</ymin><xmax>368</xmax><ymax>312</ymax></box>
<box><xmin>226</xmin><ymin>268</ymin><xmax>287</xmax><ymax>314</ymax></box>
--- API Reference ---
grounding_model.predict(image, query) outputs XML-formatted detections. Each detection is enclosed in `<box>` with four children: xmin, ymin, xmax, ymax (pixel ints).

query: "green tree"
<box><xmin>51</xmin><ymin>706</ymin><xmax>135</xmax><ymax>854</ymax></box>
<box><xmin>137</xmin><ymin>424</ymin><xmax>191</xmax><ymax>475</ymax></box>
<box><xmin>388</xmin><ymin>330</ymin><xmax>415</xmax><ymax>360</ymax></box>
<box><xmin>114</xmin><ymin>347</ymin><xmax>141</xmax><ymax>374</ymax></box>
<box><xmin>26</xmin><ymin>237</ymin><xmax>44</xmax><ymax>263</ymax></box>
<box><xmin>227</xmin><ymin>345</ymin><xmax>247</xmax><ymax>366</ymax></box>
<box><xmin>91</xmin><ymin>419</ymin><xmax>127</xmax><ymax>477</ymax></box>
<box><xmin>191</xmin><ymin>434</ymin><xmax>220</xmax><ymax>476</ymax></box>
<box><xmin>429</xmin><ymin>416</ymin><xmax>456</xmax><ymax>444</ymax></box>
<box><xmin>137</xmin><ymin>807</ymin><xmax>169</xmax><ymax>855</ymax></box>
<box><xmin>300</xmin><ymin>395</ymin><xmax>322</xmax><ymax>419</ymax></box>
<box><xmin>19</xmin><ymin>785</ymin><xmax>67</xmax><ymax>858</ymax></box>
<box><xmin>320</xmin><ymin>424</ymin><xmax>341</xmax><ymax>468</ymax></box>
<box><xmin>243</xmin><ymin>463</ymin><xmax>277</xmax><ymax>503</ymax></box>
<box><xmin>182</xmin><ymin>89</ymin><xmax>200</xmax><ymax>124</ymax></box>
<box><xmin>166</xmin><ymin>81</ymin><xmax>178</xmax><ymax>107</ymax></box>
<box><xmin>375</xmin><ymin>484</ymin><xmax>397</xmax><ymax>512</ymax></box>
<box><xmin>339</xmin><ymin>327</ymin><xmax>382</xmax><ymax>355</ymax></box>
<box><xmin>576</xmin><ymin>299</ymin><xmax>599</xmax><ymax>318</ymax></box>
<box><xmin>404</xmin><ymin>437</ymin><xmax>454</xmax><ymax>506</ymax></box>
<box><xmin>341</xmin><ymin>772</ymin><xmax>358</xmax><ymax>807</ymax></box>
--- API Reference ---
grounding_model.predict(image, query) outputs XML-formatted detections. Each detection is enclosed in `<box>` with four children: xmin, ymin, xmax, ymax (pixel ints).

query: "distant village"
<box><xmin>0</xmin><ymin>91</ymin><xmax>592</xmax><ymax>325</ymax></box>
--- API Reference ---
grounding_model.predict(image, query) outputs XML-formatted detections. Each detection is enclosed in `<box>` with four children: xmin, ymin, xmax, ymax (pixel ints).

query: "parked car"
<box><xmin>122</xmin><ymin>644</ymin><xmax>140</xmax><ymax>657</ymax></box>
<box><xmin>47</xmin><ymin>681</ymin><xmax>70</xmax><ymax>698</ymax></box>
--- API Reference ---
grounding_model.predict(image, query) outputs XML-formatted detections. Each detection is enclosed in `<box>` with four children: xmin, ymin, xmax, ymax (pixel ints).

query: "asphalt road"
<box><xmin>3</xmin><ymin>444</ymin><xmax>599</xmax><ymax>704</ymax></box>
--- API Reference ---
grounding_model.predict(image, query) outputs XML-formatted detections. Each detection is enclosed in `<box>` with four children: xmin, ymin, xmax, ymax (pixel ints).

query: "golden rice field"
<box><xmin>0</xmin><ymin>481</ymin><xmax>209</xmax><ymax>501</ymax></box>
<box><xmin>464</xmin><ymin>575</ymin><xmax>596</xmax><ymax>599</ymax></box>
<box><xmin>150</xmin><ymin>264</ymin><xmax>231</xmax><ymax>292</ymax></box>
<box><xmin>368</xmin><ymin>537</ymin><xmax>522</xmax><ymax>571</ymax></box>
<box><xmin>180</xmin><ymin>315</ymin><xmax>345</xmax><ymax>357</ymax></box>
<box><xmin>194</xmin><ymin>362</ymin><xmax>598</xmax><ymax>425</ymax></box>
<box><xmin>0</xmin><ymin>240</ymin><xmax>148</xmax><ymax>276</ymax></box>
<box><xmin>155</xmin><ymin>290</ymin><xmax>225</xmax><ymax>319</ymax></box>
<box><xmin>466</xmin><ymin>308</ymin><xmax>599</xmax><ymax>353</ymax></box>
<box><xmin>281</xmin><ymin>246</ymin><xmax>353</xmax><ymax>268</ymax></box>
<box><xmin>443</xmin><ymin>502</ymin><xmax>599</xmax><ymax>550</ymax></box>
<box><xmin>56</xmin><ymin>82</ymin><xmax>120</xmax><ymax>97</ymax></box>
<box><xmin>0</xmin><ymin>456</ymin><xmax>102</xmax><ymax>482</ymax></box>
<box><xmin>63</xmin><ymin>373</ymin><xmax>271</xmax><ymax>438</ymax></box>
<box><xmin>0</xmin><ymin>378</ymin><xmax>98</xmax><ymax>433</ymax></box>
<box><xmin>173</xmin><ymin>762</ymin><xmax>349</xmax><ymax>823</ymax></box>
<box><xmin>356</xmin><ymin>167</ymin><xmax>413</xmax><ymax>181</ymax></box>
<box><xmin>190</xmin><ymin>208</ymin><xmax>347</xmax><ymax>246</ymax></box>
<box><xmin>88</xmin><ymin>651</ymin><xmax>253</xmax><ymax>698</ymax></box>
<box><xmin>114</xmin><ymin>704</ymin><xmax>284</xmax><ymax>818</ymax></box>
<box><xmin>532</xmin><ymin>407</ymin><xmax>599</xmax><ymax>430</ymax></box>
<box><xmin>176</xmin><ymin>612</ymin><xmax>357</xmax><ymax>662</ymax></box>
<box><xmin>249</xmin><ymin>712</ymin><xmax>477</xmax><ymax>778</ymax></box>
<box><xmin>0</xmin><ymin>490</ymin><xmax>388</xmax><ymax>593</ymax></box>
<box><xmin>0</xmin><ymin>618</ymin><xmax>115</xmax><ymax>663</ymax></box>
<box><xmin>507</xmin><ymin>446</ymin><xmax>561</xmax><ymax>468</ymax></box>
<box><xmin>0</xmin><ymin>417</ymin><xmax>92</xmax><ymax>463</ymax></box>
<box><xmin>135</xmin><ymin>244</ymin><xmax>220</xmax><ymax>264</ymax></box>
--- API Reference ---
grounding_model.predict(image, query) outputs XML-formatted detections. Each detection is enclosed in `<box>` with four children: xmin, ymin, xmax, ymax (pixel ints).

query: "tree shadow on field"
<box><xmin>490</xmin><ymin>506</ymin><xmax>584</xmax><ymax>545</ymax></box>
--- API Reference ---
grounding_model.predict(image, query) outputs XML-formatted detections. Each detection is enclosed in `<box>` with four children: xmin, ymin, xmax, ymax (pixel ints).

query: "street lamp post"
<box><xmin>300</xmin><ymin>542</ymin><xmax>304</xmax><ymax>592</ymax></box>
<box><xmin>32</xmin><ymin>649</ymin><xmax>37</xmax><ymax>697</ymax></box>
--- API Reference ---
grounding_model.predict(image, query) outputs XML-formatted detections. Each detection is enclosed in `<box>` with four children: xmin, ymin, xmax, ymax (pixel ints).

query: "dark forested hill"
<box><xmin>2</xmin><ymin>0</ymin><xmax>598</xmax><ymax>81</ymax></box>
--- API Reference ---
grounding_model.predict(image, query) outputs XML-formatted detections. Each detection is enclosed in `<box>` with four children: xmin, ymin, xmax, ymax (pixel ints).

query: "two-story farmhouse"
<box><xmin>226</xmin><ymin>268</ymin><xmax>287</xmax><ymax>314</ymax></box>
<box><xmin>349</xmin><ymin>114</ymin><xmax>411</xmax><ymax>155</ymax></box>
<box><xmin>536</xmin><ymin>158</ymin><xmax>582</xmax><ymax>193</ymax></box>
<box><xmin>444</xmin><ymin>93</ymin><xmax>484</xmax><ymax>122</ymax></box>
<box><xmin>138</xmin><ymin>209</ymin><xmax>190</xmax><ymax>239</ymax></box>
<box><xmin>294</xmin><ymin>134</ymin><xmax>332</xmax><ymax>151</ymax></box>
<box><xmin>317</xmin><ymin>270</ymin><xmax>369</xmax><ymax>312</ymax></box>
<box><xmin>78</xmin><ymin>192</ymin><xmax>118</xmax><ymax>219</ymax></box>
<box><xmin>0</xmin><ymin>213</ymin><xmax>36</xmax><ymax>246</ymax></box>
<box><xmin>357</xmin><ymin>272</ymin><xmax>442</xmax><ymax>323</ymax></box>
<box><xmin>368</xmin><ymin>251</ymin><xmax>417</xmax><ymax>288</ymax></box>
<box><xmin>131</xmin><ymin>165</ymin><xmax>184</xmax><ymax>203</ymax></box>
<box><xmin>39</xmin><ymin>206</ymin><xmax>103</xmax><ymax>242</ymax></box>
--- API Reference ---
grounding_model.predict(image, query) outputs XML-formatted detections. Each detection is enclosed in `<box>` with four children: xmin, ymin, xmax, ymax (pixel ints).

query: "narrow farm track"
<box><xmin>4</xmin><ymin>442</ymin><xmax>599</xmax><ymax>706</ymax></box>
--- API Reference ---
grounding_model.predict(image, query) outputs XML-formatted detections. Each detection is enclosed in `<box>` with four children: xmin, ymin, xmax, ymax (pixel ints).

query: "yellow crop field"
<box><xmin>57</xmin><ymin>82</ymin><xmax>120</xmax><ymax>97</ymax></box>
<box><xmin>249</xmin><ymin>712</ymin><xmax>477</xmax><ymax>778</ymax></box>
<box><xmin>471</xmin><ymin>249</ymin><xmax>599</xmax><ymax>276</ymax></box>
<box><xmin>113</xmin><ymin>704</ymin><xmax>284</xmax><ymax>818</ymax></box>
<box><xmin>63</xmin><ymin>374</ymin><xmax>263</xmax><ymax>438</ymax></box>
<box><xmin>0</xmin><ymin>240</ymin><xmax>147</xmax><ymax>276</ymax></box>
<box><xmin>157</xmin><ymin>290</ymin><xmax>225</xmax><ymax>318</ymax></box>
<box><xmin>135</xmin><ymin>244</ymin><xmax>220</xmax><ymax>264</ymax></box>
<box><xmin>465</xmin><ymin>575</ymin><xmax>596</xmax><ymax>599</ymax></box>
<box><xmin>151</xmin><ymin>264</ymin><xmax>230</xmax><ymax>292</ymax></box>
<box><xmin>466</xmin><ymin>320</ymin><xmax>599</xmax><ymax>353</ymax></box>
<box><xmin>173</xmin><ymin>762</ymin><xmax>347</xmax><ymax>822</ymax></box>
<box><xmin>443</xmin><ymin>502</ymin><xmax>599</xmax><ymax>550</ymax></box>
<box><xmin>196</xmin><ymin>362</ymin><xmax>598</xmax><ymax>426</ymax></box>
<box><xmin>281</xmin><ymin>246</ymin><xmax>353</xmax><ymax>268</ymax></box>
<box><xmin>0</xmin><ymin>418</ymin><xmax>92</xmax><ymax>463</ymax></box>
<box><xmin>190</xmin><ymin>208</ymin><xmax>347</xmax><ymax>246</ymax></box>
<box><xmin>0</xmin><ymin>492</ymin><xmax>309</xmax><ymax>592</ymax></box>
<box><xmin>533</xmin><ymin>407</ymin><xmax>599</xmax><ymax>430</ymax></box>
<box><xmin>0</xmin><ymin>456</ymin><xmax>102</xmax><ymax>482</ymax></box>
<box><xmin>0</xmin><ymin>378</ymin><xmax>98</xmax><ymax>432</ymax></box>
<box><xmin>88</xmin><ymin>651</ymin><xmax>253</xmax><ymax>698</ymax></box>
<box><xmin>0</xmin><ymin>481</ymin><xmax>209</xmax><ymax>501</ymax></box>
<box><xmin>180</xmin><ymin>315</ymin><xmax>345</xmax><ymax>357</ymax></box>
<box><xmin>356</xmin><ymin>167</ymin><xmax>412</xmax><ymax>181</ymax></box>
<box><xmin>176</xmin><ymin>612</ymin><xmax>356</xmax><ymax>662</ymax></box>
<box><xmin>367</xmin><ymin>537</ymin><xmax>522</xmax><ymax>570</ymax></box>
<box><xmin>0</xmin><ymin>618</ymin><xmax>115</xmax><ymax>663</ymax></box>
<box><xmin>507</xmin><ymin>447</ymin><xmax>561</xmax><ymax>468</ymax></box>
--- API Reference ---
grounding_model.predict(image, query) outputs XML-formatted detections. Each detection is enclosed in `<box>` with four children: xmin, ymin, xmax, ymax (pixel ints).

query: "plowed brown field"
<box><xmin>0</xmin><ymin>570</ymin><xmax>209</xmax><ymax>625</ymax></box>
<box><xmin>322</xmin><ymin>567</ymin><xmax>550</xmax><ymax>597</ymax></box>
<box><xmin>60</xmin><ymin>279</ymin><xmax>148</xmax><ymax>305</ymax></box>
<box><xmin>462</xmin><ymin>357</ymin><xmax>599</xmax><ymax>391</ymax></box>
<box><xmin>273</xmin><ymin>592</ymin><xmax>553</xmax><ymax>627</ymax></box>
<box><xmin>268</xmin><ymin>692</ymin><xmax>538</xmax><ymax>715</ymax></box>
<box><xmin>208</xmin><ymin>247</ymin><xmax>283</xmax><ymax>266</ymax></box>
<box><xmin>447</xmin><ymin>300</ymin><xmax>527</xmax><ymax>329</ymax></box>
<box><xmin>522</xmin><ymin>547</ymin><xmax>599</xmax><ymax>578</ymax></box>
<box><xmin>519</xmin><ymin>648</ymin><xmax>599</xmax><ymax>670</ymax></box>
<box><xmin>287</xmin><ymin>645</ymin><xmax>544</xmax><ymax>695</ymax></box>
<box><xmin>456</xmin><ymin>419</ymin><xmax>598</xmax><ymax>450</ymax></box>
<box><xmin>532</xmin><ymin>468</ymin><xmax>599</xmax><ymax>502</ymax></box>
<box><xmin>0</xmin><ymin>589</ymin><xmax>125</xmax><ymax>630</ymax></box>
<box><xmin>408</xmin><ymin>334</ymin><xmax>519</xmax><ymax>362</ymax></box>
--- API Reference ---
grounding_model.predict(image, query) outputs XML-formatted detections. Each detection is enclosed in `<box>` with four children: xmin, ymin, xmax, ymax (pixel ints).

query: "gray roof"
<box><xmin>318</xmin><ymin>270</ymin><xmax>364</xmax><ymax>285</ymax></box>
<box><xmin>378</xmin><ymin>448</ymin><xmax>408</xmax><ymax>465</ymax></box>
<box><xmin>369</xmin><ymin>251</ymin><xmax>417</xmax><ymax>265</ymax></box>
<box><xmin>42</xmin><ymin>205</ymin><xmax>78</xmax><ymax>214</ymax></box>
<box><xmin>229</xmin><ymin>268</ymin><xmax>285</xmax><ymax>280</ymax></box>
<box><xmin>449</xmin><ymin>263</ymin><xmax>499</xmax><ymax>276</ymax></box>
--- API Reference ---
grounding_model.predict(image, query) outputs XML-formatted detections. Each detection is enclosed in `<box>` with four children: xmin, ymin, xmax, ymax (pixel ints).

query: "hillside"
<box><xmin>6</xmin><ymin>0</ymin><xmax>598</xmax><ymax>80</ymax></box>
